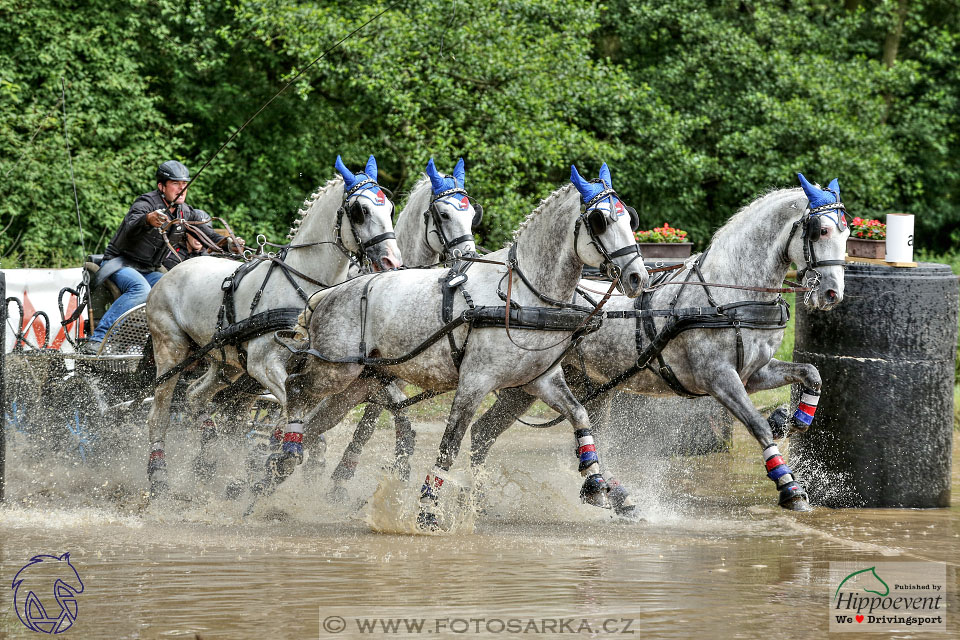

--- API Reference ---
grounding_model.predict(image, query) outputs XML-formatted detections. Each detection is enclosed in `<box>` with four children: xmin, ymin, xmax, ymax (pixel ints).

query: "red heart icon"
<box><xmin>856</xmin><ymin>615</ymin><xmax>864</xmax><ymax>623</ymax></box>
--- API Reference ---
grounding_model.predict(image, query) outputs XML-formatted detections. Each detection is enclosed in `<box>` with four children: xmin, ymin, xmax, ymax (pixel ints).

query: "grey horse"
<box><xmin>470</xmin><ymin>173</ymin><xmax>850</xmax><ymax>513</ymax></box>
<box><xmin>263</xmin><ymin>164</ymin><xmax>649</xmax><ymax>527</ymax></box>
<box><xmin>144</xmin><ymin>155</ymin><xmax>401</xmax><ymax>496</ymax></box>
<box><xmin>298</xmin><ymin>158</ymin><xmax>484</xmax><ymax>493</ymax></box>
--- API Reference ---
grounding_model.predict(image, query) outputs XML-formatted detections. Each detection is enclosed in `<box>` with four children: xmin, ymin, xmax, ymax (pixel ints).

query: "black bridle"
<box><xmin>784</xmin><ymin>194</ymin><xmax>848</xmax><ymax>294</ymax></box>
<box><xmin>573</xmin><ymin>186</ymin><xmax>644</xmax><ymax>286</ymax></box>
<box><xmin>424</xmin><ymin>186</ymin><xmax>482</xmax><ymax>260</ymax></box>
<box><xmin>336</xmin><ymin>177</ymin><xmax>397</xmax><ymax>269</ymax></box>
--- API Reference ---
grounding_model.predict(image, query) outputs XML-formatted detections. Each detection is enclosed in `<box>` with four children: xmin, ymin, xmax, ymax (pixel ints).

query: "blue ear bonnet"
<box><xmin>335</xmin><ymin>154</ymin><xmax>383</xmax><ymax>196</ymax></box>
<box><xmin>570</xmin><ymin>163</ymin><xmax>614</xmax><ymax>204</ymax></box>
<box><xmin>425</xmin><ymin>157</ymin><xmax>466</xmax><ymax>196</ymax></box>
<box><xmin>797</xmin><ymin>173</ymin><xmax>845</xmax><ymax>229</ymax></box>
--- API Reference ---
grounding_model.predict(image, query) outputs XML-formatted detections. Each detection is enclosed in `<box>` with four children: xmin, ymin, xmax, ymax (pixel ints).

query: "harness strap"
<box><xmin>156</xmin><ymin>307</ymin><xmax>301</xmax><ymax>386</ymax></box>
<box><xmin>440</xmin><ymin>260</ymin><xmax>475</xmax><ymax>369</ymax></box>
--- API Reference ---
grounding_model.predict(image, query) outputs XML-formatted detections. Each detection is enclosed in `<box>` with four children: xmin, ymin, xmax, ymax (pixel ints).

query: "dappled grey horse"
<box><xmin>144</xmin><ymin>155</ymin><xmax>401</xmax><ymax>496</ymax></box>
<box><xmin>470</xmin><ymin>173</ymin><xmax>850</xmax><ymax>512</ymax></box>
<box><xmin>265</xmin><ymin>164</ymin><xmax>649</xmax><ymax>527</ymax></box>
<box><xmin>299</xmin><ymin>158</ymin><xmax>484</xmax><ymax>493</ymax></box>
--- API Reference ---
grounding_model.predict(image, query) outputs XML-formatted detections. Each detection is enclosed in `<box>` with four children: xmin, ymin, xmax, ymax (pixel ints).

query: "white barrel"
<box><xmin>885</xmin><ymin>213</ymin><xmax>915</xmax><ymax>263</ymax></box>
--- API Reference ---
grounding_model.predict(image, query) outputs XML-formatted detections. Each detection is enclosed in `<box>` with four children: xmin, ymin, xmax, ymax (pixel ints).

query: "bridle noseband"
<box><xmin>573</xmin><ymin>186</ymin><xmax>643</xmax><ymax>285</ymax></box>
<box><xmin>424</xmin><ymin>186</ymin><xmax>481</xmax><ymax>260</ymax></box>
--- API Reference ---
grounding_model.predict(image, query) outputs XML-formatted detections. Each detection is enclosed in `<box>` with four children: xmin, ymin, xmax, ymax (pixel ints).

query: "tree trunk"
<box><xmin>883</xmin><ymin>0</ymin><xmax>910</xmax><ymax>68</ymax></box>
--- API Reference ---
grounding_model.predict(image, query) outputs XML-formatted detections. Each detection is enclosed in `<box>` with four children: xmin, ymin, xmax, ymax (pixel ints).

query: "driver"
<box><xmin>79</xmin><ymin>160</ymin><xmax>244</xmax><ymax>353</ymax></box>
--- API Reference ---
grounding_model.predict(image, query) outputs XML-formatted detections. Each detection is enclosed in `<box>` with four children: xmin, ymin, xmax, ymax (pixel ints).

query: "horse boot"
<box><xmin>767</xmin><ymin>386</ymin><xmax>820</xmax><ymax>439</ymax></box>
<box><xmin>606</xmin><ymin>476</ymin><xmax>636</xmax><ymax>517</ymax></box>
<box><xmin>251</xmin><ymin>422</ymin><xmax>304</xmax><ymax>496</ymax></box>
<box><xmin>147</xmin><ymin>443</ymin><xmax>169</xmax><ymax>498</ymax></box>
<box><xmin>575</xmin><ymin>429</ymin><xmax>609</xmax><ymax>508</ymax></box>
<box><xmin>417</xmin><ymin>466</ymin><xmax>446</xmax><ymax>531</ymax></box>
<box><xmin>763</xmin><ymin>443</ymin><xmax>812</xmax><ymax>511</ymax></box>
<box><xmin>192</xmin><ymin>415</ymin><xmax>218</xmax><ymax>483</ymax></box>
<box><xmin>789</xmin><ymin>386</ymin><xmax>820</xmax><ymax>435</ymax></box>
<box><xmin>304</xmin><ymin>434</ymin><xmax>327</xmax><ymax>474</ymax></box>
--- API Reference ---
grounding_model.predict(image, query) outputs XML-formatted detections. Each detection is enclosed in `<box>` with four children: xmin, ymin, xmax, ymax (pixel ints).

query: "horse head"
<box><xmin>423</xmin><ymin>157</ymin><xmax>479</xmax><ymax>259</ymax></box>
<box><xmin>12</xmin><ymin>552</ymin><xmax>84</xmax><ymax>633</ymax></box>
<box><xmin>792</xmin><ymin>173</ymin><xmax>849</xmax><ymax>310</ymax></box>
<box><xmin>570</xmin><ymin>163</ymin><xmax>648</xmax><ymax>297</ymax></box>
<box><xmin>335</xmin><ymin>154</ymin><xmax>403</xmax><ymax>271</ymax></box>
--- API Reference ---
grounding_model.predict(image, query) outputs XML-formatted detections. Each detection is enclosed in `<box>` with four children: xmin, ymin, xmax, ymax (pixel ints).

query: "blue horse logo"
<box><xmin>12</xmin><ymin>553</ymin><xmax>84</xmax><ymax>634</ymax></box>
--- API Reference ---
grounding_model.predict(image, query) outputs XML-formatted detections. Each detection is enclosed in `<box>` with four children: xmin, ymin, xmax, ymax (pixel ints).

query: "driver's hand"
<box><xmin>187</xmin><ymin>234</ymin><xmax>203</xmax><ymax>252</ymax></box>
<box><xmin>230</xmin><ymin>236</ymin><xmax>246</xmax><ymax>253</ymax></box>
<box><xmin>146</xmin><ymin>209</ymin><xmax>169</xmax><ymax>228</ymax></box>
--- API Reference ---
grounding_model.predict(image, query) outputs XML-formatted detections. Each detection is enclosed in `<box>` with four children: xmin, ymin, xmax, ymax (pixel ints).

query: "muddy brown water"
<box><xmin>0</xmin><ymin>416</ymin><xmax>957</xmax><ymax>639</ymax></box>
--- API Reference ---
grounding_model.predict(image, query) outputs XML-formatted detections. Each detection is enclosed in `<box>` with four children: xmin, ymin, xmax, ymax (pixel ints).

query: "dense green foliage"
<box><xmin>2</xmin><ymin>0</ymin><xmax>958</xmax><ymax>265</ymax></box>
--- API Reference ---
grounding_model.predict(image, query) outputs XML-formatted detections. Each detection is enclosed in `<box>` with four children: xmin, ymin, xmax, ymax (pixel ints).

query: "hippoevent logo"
<box><xmin>11</xmin><ymin>553</ymin><xmax>84</xmax><ymax>634</ymax></box>
<box><xmin>830</xmin><ymin>562</ymin><xmax>945</xmax><ymax>632</ymax></box>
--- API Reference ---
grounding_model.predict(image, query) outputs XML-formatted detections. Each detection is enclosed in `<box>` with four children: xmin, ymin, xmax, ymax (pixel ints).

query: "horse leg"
<box><xmin>186</xmin><ymin>364</ymin><xmax>233</xmax><ymax>482</ymax></box>
<box><xmin>744</xmin><ymin>358</ymin><xmax>822</xmax><ymax>438</ymax></box>
<box><xmin>707</xmin><ymin>367</ymin><xmax>812</xmax><ymax>511</ymax></box>
<box><xmin>379</xmin><ymin>381</ymin><xmax>416</xmax><ymax>480</ymax></box>
<box><xmin>419</xmin><ymin>377</ymin><xmax>493</xmax><ymax>530</ymax></box>
<box><xmin>522</xmin><ymin>370</ymin><xmax>611</xmax><ymax>509</ymax></box>
<box><xmin>146</xmin><ymin>329</ymin><xmax>193</xmax><ymax>498</ymax></box>
<box><xmin>328</xmin><ymin>402</ymin><xmax>382</xmax><ymax>502</ymax></box>
<box><xmin>253</xmin><ymin>361</ymin><xmax>365</xmax><ymax>496</ymax></box>
<box><xmin>469</xmin><ymin>388</ymin><xmax>536</xmax><ymax>468</ymax></box>
<box><xmin>586</xmin><ymin>392</ymin><xmax>636</xmax><ymax>516</ymax></box>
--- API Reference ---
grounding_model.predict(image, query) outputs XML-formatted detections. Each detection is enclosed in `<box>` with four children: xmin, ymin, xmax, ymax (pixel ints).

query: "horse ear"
<box><xmin>453</xmin><ymin>157</ymin><xmax>466</xmax><ymax>189</ymax></box>
<box><xmin>797</xmin><ymin>172</ymin><xmax>819</xmax><ymax>201</ymax></box>
<box><xmin>335</xmin><ymin>155</ymin><xmax>356</xmax><ymax>185</ymax></box>
<box><xmin>365</xmin><ymin>155</ymin><xmax>378</xmax><ymax>181</ymax></box>
<box><xmin>827</xmin><ymin>178</ymin><xmax>840</xmax><ymax>200</ymax></box>
<box><xmin>598</xmin><ymin>162</ymin><xmax>613</xmax><ymax>189</ymax></box>
<box><xmin>570</xmin><ymin>164</ymin><xmax>591</xmax><ymax>199</ymax></box>
<box><xmin>425</xmin><ymin>158</ymin><xmax>445</xmax><ymax>193</ymax></box>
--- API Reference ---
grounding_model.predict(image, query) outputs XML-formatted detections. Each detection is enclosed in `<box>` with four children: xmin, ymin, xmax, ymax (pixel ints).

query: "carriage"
<box><xmin>3</xmin><ymin>252</ymin><xmax>280</xmax><ymax>467</ymax></box>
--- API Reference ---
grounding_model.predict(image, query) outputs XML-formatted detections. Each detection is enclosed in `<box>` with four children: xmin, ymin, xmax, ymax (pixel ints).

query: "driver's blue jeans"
<box><xmin>90</xmin><ymin>267</ymin><xmax>163</xmax><ymax>342</ymax></box>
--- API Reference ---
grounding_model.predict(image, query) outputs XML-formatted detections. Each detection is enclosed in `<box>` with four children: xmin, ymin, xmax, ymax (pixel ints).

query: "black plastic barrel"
<box><xmin>792</xmin><ymin>262</ymin><xmax>957</xmax><ymax>508</ymax></box>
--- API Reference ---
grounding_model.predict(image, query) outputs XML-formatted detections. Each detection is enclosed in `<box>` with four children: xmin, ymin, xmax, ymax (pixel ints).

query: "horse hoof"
<box><xmin>767</xmin><ymin>407</ymin><xmax>791</xmax><ymax>440</ymax></box>
<box><xmin>417</xmin><ymin>508</ymin><xmax>440</xmax><ymax>531</ymax></box>
<box><xmin>580</xmin><ymin>474</ymin><xmax>610</xmax><ymax>509</ymax></box>
<box><xmin>224</xmin><ymin>480</ymin><xmax>247</xmax><ymax>500</ymax></box>
<box><xmin>149</xmin><ymin>480</ymin><xmax>169</xmax><ymax>499</ymax></box>
<box><xmin>193</xmin><ymin>457</ymin><xmax>216</xmax><ymax>482</ymax></box>
<box><xmin>328</xmin><ymin>484</ymin><xmax>348</xmax><ymax>504</ymax></box>
<box><xmin>779</xmin><ymin>483</ymin><xmax>813</xmax><ymax>511</ymax></box>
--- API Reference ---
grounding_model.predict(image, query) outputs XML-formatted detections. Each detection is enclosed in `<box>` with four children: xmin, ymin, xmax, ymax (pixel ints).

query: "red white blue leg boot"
<box><xmin>576</xmin><ymin>429</ymin><xmax>609</xmax><ymax>508</ymax></box>
<box><xmin>252</xmin><ymin>421</ymin><xmax>303</xmax><ymax>497</ymax></box>
<box><xmin>763</xmin><ymin>443</ymin><xmax>812</xmax><ymax>511</ymax></box>
<box><xmin>417</xmin><ymin>466</ymin><xmax>446</xmax><ymax>531</ymax></box>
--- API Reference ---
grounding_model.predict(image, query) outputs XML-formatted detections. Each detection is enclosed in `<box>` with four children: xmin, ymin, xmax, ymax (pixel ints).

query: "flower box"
<box><xmin>846</xmin><ymin>238</ymin><xmax>885</xmax><ymax>260</ymax></box>
<box><xmin>638</xmin><ymin>242</ymin><xmax>694</xmax><ymax>259</ymax></box>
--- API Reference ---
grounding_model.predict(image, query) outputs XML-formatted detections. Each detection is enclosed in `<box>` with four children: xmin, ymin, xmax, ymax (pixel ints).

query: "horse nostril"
<box><xmin>629</xmin><ymin>272</ymin><xmax>641</xmax><ymax>291</ymax></box>
<box><xmin>826</xmin><ymin>289</ymin><xmax>838</xmax><ymax>302</ymax></box>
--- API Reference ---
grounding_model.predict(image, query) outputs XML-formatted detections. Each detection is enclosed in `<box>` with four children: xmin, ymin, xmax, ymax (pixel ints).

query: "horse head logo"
<box><xmin>835</xmin><ymin>566</ymin><xmax>890</xmax><ymax>599</ymax></box>
<box><xmin>12</xmin><ymin>553</ymin><xmax>84</xmax><ymax>634</ymax></box>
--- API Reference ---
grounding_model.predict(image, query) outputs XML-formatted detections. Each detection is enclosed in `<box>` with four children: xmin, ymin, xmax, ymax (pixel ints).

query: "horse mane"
<box><xmin>396</xmin><ymin>175</ymin><xmax>432</xmax><ymax>224</ymax></box>
<box><xmin>707</xmin><ymin>186</ymin><xmax>804</xmax><ymax>247</ymax></box>
<box><xmin>287</xmin><ymin>175</ymin><xmax>344</xmax><ymax>238</ymax></box>
<box><xmin>510</xmin><ymin>183</ymin><xmax>578</xmax><ymax>244</ymax></box>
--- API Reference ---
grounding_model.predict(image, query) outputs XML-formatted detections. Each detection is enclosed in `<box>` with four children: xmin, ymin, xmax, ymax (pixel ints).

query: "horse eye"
<box><xmin>820</xmin><ymin>227</ymin><xmax>829</xmax><ymax>236</ymax></box>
